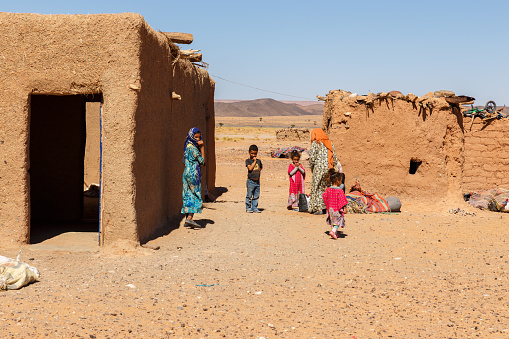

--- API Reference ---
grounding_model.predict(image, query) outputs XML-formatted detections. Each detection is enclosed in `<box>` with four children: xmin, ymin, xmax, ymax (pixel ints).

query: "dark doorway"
<box><xmin>29</xmin><ymin>94</ymin><xmax>101</xmax><ymax>245</ymax></box>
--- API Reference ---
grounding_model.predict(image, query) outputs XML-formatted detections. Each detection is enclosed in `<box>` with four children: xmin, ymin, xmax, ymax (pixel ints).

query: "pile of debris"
<box><xmin>449</xmin><ymin>208</ymin><xmax>476</xmax><ymax>216</ymax></box>
<box><xmin>465</xmin><ymin>188</ymin><xmax>509</xmax><ymax>213</ymax></box>
<box><xmin>275</xmin><ymin>128</ymin><xmax>310</xmax><ymax>141</ymax></box>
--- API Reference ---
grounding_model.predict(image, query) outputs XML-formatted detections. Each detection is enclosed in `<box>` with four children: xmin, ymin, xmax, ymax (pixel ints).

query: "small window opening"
<box><xmin>409</xmin><ymin>159</ymin><xmax>422</xmax><ymax>175</ymax></box>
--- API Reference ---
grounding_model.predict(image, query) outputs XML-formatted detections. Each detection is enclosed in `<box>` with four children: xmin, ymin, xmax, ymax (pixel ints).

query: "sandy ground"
<box><xmin>2</xmin><ymin>122</ymin><xmax>509</xmax><ymax>338</ymax></box>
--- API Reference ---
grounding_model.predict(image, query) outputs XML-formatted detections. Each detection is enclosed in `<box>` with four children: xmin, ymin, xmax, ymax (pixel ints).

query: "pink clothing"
<box><xmin>287</xmin><ymin>164</ymin><xmax>305</xmax><ymax>209</ymax></box>
<box><xmin>323</xmin><ymin>187</ymin><xmax>347</xmax><ymax>211</ymax></box>
<box><xmin>323</xmin><ymin>186</ymin><xmax>347</xmax><ymax>227</ymax></box>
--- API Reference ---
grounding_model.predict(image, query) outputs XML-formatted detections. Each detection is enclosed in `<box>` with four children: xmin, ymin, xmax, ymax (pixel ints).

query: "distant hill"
<box><xmin>215</xmin><ymin>98</ymin><xmax>323</xmax><ymax>117</ymax></box>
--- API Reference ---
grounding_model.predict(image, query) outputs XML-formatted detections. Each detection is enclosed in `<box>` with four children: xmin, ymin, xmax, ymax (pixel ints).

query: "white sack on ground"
<box><xmin>0</xmin><ymin>252</ymin><xmax>40</xmax><ymax>290</ymax></box>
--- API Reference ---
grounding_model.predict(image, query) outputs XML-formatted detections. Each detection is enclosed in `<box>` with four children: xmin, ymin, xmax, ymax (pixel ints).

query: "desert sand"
<box><xmin>1</xmin><ymin>119</ymin><xmax>509</xmax><ymax>338</ymax></box>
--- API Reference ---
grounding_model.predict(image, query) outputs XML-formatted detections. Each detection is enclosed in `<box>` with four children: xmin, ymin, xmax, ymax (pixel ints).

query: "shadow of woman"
<box><xmin>193</xmin><ymin>218</ymin><xmax>215</xmax><ymax>229</ymax></box>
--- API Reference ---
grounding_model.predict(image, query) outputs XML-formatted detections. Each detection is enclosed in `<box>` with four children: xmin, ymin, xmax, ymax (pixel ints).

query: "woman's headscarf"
<box><xmin>311</xmin><ymin>128</ymin><xmax>334</xmax><ymax>169</ymax></box>
<box><xmin>184</xmin><ymin>127</ymin><xmax>202</xmax><ymax>157</ymax></box>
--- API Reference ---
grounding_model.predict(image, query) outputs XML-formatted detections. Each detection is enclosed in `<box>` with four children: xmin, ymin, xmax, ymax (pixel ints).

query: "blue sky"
<box><xmin>4</xmin><ymin>0</ymin><xmax>508</xmax><ymax>105</ymax></box>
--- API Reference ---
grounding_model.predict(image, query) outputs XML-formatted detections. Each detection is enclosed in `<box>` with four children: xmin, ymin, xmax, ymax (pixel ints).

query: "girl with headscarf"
<box><xmin>182</xmin><ymin>127</ymin><xmax>205</xmax><ymax>227</ymax></box>
<box><xmin>308</xmin><ymin>128</ymin><xmax>341</xmax><ymax>214</ymax></box>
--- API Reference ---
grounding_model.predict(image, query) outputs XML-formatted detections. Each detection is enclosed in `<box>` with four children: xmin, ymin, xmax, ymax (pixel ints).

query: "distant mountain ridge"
<box><xmin>215</xmin><ymin>98</ymin><xmax>323</xmax><ymax>117</ymax></box>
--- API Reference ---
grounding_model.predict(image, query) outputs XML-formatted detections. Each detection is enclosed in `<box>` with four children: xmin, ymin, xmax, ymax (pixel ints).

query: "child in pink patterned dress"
<box><xmin>322</xmin><ymin>172</ymin><xmax>347</xmax><ymax>239</ymax></box>
<box><xmin>287</xmin><ymin>151</ymin><xmax>306</xmax><ymax>210</ymax></box>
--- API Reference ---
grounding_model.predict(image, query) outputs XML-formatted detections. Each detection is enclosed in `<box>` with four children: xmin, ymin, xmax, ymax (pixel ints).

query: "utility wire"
<box><xmin>209</xmin><ymin>73</ymin><xmax>315</xmax><ymax>101</ymax></box>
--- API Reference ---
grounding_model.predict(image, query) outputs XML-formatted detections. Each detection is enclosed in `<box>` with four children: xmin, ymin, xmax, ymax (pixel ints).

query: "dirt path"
<box><xmin>2</xmin><ymin>128</ymin><xmax>509</xmax><ymax>338</ymax></box>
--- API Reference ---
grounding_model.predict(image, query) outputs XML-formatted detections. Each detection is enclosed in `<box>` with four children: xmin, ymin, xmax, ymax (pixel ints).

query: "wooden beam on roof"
<box><xmin>180</xmin><ymin>49</ymin><xmax>203</xmax><ymax>62</ymax></box>
<box><xmin>187</xmin><ymin>53</ymin><xmax>202</xmax><ymax>62</ymax></box>
<box><xmin>162</xmin><ymin>32</ymin><xmax>193</xmax><ymax>44</ymax></box>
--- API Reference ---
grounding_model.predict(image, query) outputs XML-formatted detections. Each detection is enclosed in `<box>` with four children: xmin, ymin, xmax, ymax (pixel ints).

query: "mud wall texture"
<box><xmin>172</xmin><ymin>61</ymin><xmax>217</xmax><ymax>202</ymax></box>
<box><xmin>133</xmin><ymin>22</ymin><xmax>216</xmax><ymax>244</ymax></box>
<box><xmin>322</xmin><ymin>90</ymin><xmax>509</xmax><ymax>200</ymax></box>
<box><xmin>0</xmin><ymin>13</ymin><xmax>216</xmax><ymax>246</ymax></box>
<box><xmin>0</xmin><ymin>12</ymin><xmax>141</xmax><ymax>245</ymax></box>
<box><xmin>132</xmin><ymin>21</ymin><xmax>174</xmax><ymax>245</ymax></box>
<box><xmin>462</xmin><ymin>117</ymin><xmax>509</xmax><ymax>191</ymax></box>
<box><xmin>84</xmin><ymin>102</ymin><xmax>101</xmax><ymax>188</ymax></box>
<box><xmin>323</xmin><ymin>91</ymin><xmax>463</xmax><ymax>199</ymax></box>
<box><xmin>276</xmin><ymin>128</ymin><xmax>310</xmax><ymax>141</ymax></box>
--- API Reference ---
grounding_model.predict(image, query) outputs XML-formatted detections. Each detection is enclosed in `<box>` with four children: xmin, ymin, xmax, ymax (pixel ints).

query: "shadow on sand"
<box><xmin>325</xmin><ymin>230</ymin><xmax>348</xmax><ymax>239</ymax></box>
<box><xmin>140</xmin><ymin>190</ymin><xmax>225</xmax><ymax>245</ymax></box>
<box><xmin>30</xmin><ymin>219</ymin><xmax>98</xmax><ymax>244</ymax></box>
<box><xmin>205</xmin><ymin>187</ymin><xmax>228</xmax><ymax>202</ymax></box>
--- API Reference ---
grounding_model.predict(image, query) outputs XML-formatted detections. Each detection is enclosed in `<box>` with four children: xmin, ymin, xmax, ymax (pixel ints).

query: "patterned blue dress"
<box><xmin>182</xmin><ymin>143</ymin><xmax>205</xmax><ymax>214</ymax></box>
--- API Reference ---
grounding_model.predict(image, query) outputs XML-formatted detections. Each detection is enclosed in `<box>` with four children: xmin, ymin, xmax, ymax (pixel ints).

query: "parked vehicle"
<box><xmin>462</xmin><ymin>100</ymin><xmax>507</xmax><ymax>129</ymax></box>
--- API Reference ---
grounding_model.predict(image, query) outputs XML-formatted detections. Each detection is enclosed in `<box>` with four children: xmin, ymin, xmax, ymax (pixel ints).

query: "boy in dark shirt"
<box><xmin>245</xmin><ymin>144</ymin><xmax>262</xmax><ymax>213</ymax></box>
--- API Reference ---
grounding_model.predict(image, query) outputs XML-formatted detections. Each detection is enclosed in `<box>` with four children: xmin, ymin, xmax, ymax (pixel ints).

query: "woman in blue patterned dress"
<box><xmin>182</xmin><ymin>127</ymin><xmax>205</xmax><ymax>227</ymax></box>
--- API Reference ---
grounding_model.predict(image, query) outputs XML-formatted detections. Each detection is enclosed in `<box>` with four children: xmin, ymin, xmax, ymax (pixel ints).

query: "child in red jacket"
<box><xmin>322</xmin><ymin>172</ymin><xmax>347</xmax><ymax>239</ymax></box>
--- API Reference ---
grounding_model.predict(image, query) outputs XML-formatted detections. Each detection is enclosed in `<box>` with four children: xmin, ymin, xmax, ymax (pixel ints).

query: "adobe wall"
<box><xmin>462</xmin><ymin>116</ymin><xmax>509</xmax><ymax>191</ymax></box>
<box><xmin>276</xmin><ymin>128</ymin><xmax>310</xmax><ymax>141</ymax></box>
<box><xmin>323</xmin><ymin>90</ymin><xmax>509</xmax><ymax>200</ymax></box>
<box><xmin>84</xmin><ymin>102</ymin><xmax>101</xmax><ymax>188</ymax></box>
<box><xmin>131</xmin><ymin>21</ymin><xmax>172</xmax><ymax>245</ymax></box>
<box><xmin>322</xmin><ymin>91</ymin><xmax>464</xmax><ymax>200</ymax></box>
<box><xmin>205</xmin><ymin>78</ymin><xmax>217</xmax><ymax>198</ymax></box>
<box><xmin>172</xmin><ymin>61</ymin><xmax>217</xmax><ymax>200</ymax></box>
<box><xmin>132</xmin><ymin>22</ymin><xmax>216</xmax><ymax>244</ymax></box>
<box><xmin>0</xmin><ymin>13</ymin><xmax>142</xmax><ymax>244</ymax></box>
<box><xmin>0</xmin><ymin>13</ymin><xmax>216</xmax><ymax>246</ymax></box>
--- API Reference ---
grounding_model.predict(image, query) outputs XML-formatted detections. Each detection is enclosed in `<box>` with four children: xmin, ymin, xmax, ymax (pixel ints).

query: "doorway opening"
<box><xmin>29</xmin><ymin>94</ymin><xmax>102</xmax><ymax>247</ymax></box>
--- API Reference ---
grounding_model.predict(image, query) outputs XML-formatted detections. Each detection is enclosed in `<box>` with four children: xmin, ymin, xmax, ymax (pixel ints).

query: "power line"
<box><xmin>209</xmin><ymin>73</ymin><xmax>316</xmax><ymax>101</ymax></box>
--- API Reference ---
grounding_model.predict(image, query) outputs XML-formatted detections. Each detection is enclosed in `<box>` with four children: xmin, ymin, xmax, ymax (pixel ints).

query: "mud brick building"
<box><xmin>321</xmin><ymin>90</ymin><xmax>509</xmax><ymax>200</ymax></box>
<box><xmin>0</xmin><ymin>13</ymin><xmax>216</xmax><ymax>245</ymax></box>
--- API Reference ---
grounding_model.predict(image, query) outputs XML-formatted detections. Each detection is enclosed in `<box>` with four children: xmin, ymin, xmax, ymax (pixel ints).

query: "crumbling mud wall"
<box><xmin>461</xmin><ymin>116</ymin><xmax>509</xmax><ymax>191</ymax></box>
<box><xmin>323</xmin><ymin>90</ymin><xmax>509</xmax><ymax>199</ymax></box>
<box><xmin>322</xmin><ymin>90</ymin><xmax>465</xmax><ymax>199</ymax></box>
<box><xmin>276</xmin><ymin>128</ymin><xmax>310</xmax><ymax>141</ymax></box>
<box><xmin>0</xmin><ymin>13</ymin><xmax>216</xmax><ymax>246</ymax></box>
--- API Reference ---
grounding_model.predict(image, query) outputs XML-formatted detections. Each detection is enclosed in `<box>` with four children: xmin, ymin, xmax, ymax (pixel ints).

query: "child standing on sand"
<box><xmin>287</xmin><ymin>150</ymin><xmax>306</xmax><ymax>211</ymax></box>
<box><xmin>322</xmin><ymin>172</ymin><xmax>347</xmax><ymax>239</ymax></box>
<box><xmin>245</xmin><ymin>144</ymin><xmax>263</xmax><ymax>213</ymax></box>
